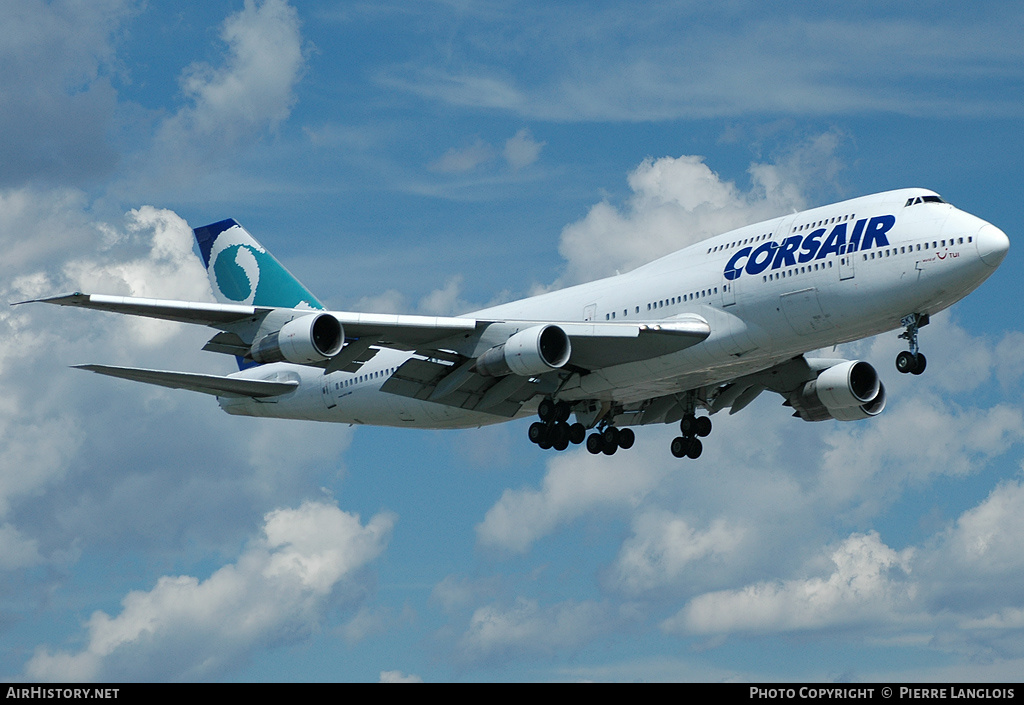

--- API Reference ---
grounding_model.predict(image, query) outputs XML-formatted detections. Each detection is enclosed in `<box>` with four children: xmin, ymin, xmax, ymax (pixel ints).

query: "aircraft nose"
<box><xmin>977</xmin><ymin>223</ymin><xmax>1009</xmax><ymax>268</ymax></box>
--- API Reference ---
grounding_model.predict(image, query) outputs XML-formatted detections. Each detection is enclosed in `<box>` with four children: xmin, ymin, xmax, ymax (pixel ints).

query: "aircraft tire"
<box><xmin>569</xmin><ymin>423</ymin><xmax>586</xmax><ymax>445</ymax></box>
<box><xmin>911</xmin><ymin>352</ymin><xmax>927</xmax><ymax>375</ymax></box>
<box><xmin>896</xmin><ymin>350</ymin><xmax>916</xmax><ymax>374</ymax></box>
<box><xmin>538</xmin><ymin>398</ymin><xmax>556</xmax><ymax>422</ymax></box>
<box><xmin>602</xmin><ymin>427</ymin><xmax>620</xmax><ymax>447</ymax></box>
<box><xmin>671</xmin><ymin>436</ymin><xmax>688</xmax><ymax>458</ymax></box>
<box><xmin>554</xmin><ymin>401</ymin><xmax>571</xmax><ymax>423</ymax></box>
<box><xmin>528</xmin><ymin>422</ymin><xmax>548</xmax><ymax>444</ymax></box>
<box><xmin>686</xmin><ymin>438</ymin><xmax>703</xmax><ymax>459</ymax></box>
<box><xmin>695</xmin><ymin>416</ymin><xmax>712</xmax><ymax>438</ymax></box>
<box><xmin>617</xmin><ymin>428</ymin><xmax>635</xmax><ymax>449</ymax></box>
<box><xmin>586</xmin><ymin>433</ymin><xmax>604</xmax><ymax>454</ymax></box>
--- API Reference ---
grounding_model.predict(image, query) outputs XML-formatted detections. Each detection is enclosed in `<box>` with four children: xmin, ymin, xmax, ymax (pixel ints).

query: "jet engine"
<box><xmin>791</xmin><ymin>360</ymin><xmax>886</xmax><ymax>422</ymax></box>
<box><xmin>250</xmin><ymin>313</ymin><xmax>344</xmax><ymax>365</ymax></box>
<box><xmin>473</xmin><ymin>324</ymin><xmax>571</xmax><ymax>377</ymax></box>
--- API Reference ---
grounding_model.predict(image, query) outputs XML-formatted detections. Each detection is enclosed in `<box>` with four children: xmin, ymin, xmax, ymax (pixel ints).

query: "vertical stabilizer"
<box><xmin>193</xmin><ymin>219</ymin><xmax>324</xmax><ymax>370</ymax></box>
<box><xmin>193</xmin><ymin>219</ymin><xmax>324</xmax><ymax>310</ymax></box>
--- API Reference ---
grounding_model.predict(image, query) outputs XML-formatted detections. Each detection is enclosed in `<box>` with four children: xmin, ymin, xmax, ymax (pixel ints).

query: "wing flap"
<box><xmin>73</xmin><ymin>364</ymin><xmax>298</xmax><ymax>398</ymax></box>
<box><xmin>381</xmin><ymin>358</ymin><xmax>547</xmax><ymax>418</ymax></box>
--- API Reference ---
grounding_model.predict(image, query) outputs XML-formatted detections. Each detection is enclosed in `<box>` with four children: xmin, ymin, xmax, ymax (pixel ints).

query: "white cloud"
<box><xmin>179</xmin><ymin>0</ymin><xmax>303</xmax><ymax>139</ymax></box>
<box><xmin>668</xmin><ymin>531</ymin><xmax>915</xmax><ymax>636</ymax></box>
<box><xmin>431</xmin><ymin>137</ymin><xmax>495</xmax><ymax>173</ymax></box>
<box><xmin>0</xmin><ymin>0</ymin><xmax>131</xmax><ymax>186</ymax></box>
<box><xmin>417</xmin><ymin>275</ymin><xmax>468</xmax><ymax>316</ymax></box>
<box><xmin>455</xmin><ymin>597</ymin><xmax>628</xmax><ymax>665</ymax></box>
<box><xmin>916</xmin><ymin>478</ymin><xmax>1024</xmax><ymax>610</ymax></box>
<box><xmin>556</xmin><ymin>153</ymin><xmax>806</xmax><ymax>284</ymax></box>
<box><xmin>380</xmin><ymin>8</ymin><xmax>1024</xmax><ymax>121</ymax></box>
<box><xmin>817</xmin><ymin>397</ymin><xmax>1024</xmax><ymax>515</ymax></box>
<box><xmin>24</xmin><ymin>500</ymin><xmax>395</xmax><ymax>682</ymax></box>
<box><xmin>503</xmin><ymin>128</ymin><xmax>544</xmax><ymax>169</ymax></box>
<box><xmin>475</xmin><ymin>445</ymin><xmax>665</xmax><ymax>553</ymax></box>
<box><xmin>62</xmin><ymin>206</ymin><xmax>211</xmax><ymax>302</ymax></box>
<box><xmin>148</xmin><ymin>0</ymin><xmax>305</xmax><ymax>186</ymax></box>
<box><xmin>0</xmin><ymin>522</ymin><xmax>43</xmax><ymax>570</ymax></box>
<box><xmin>609</xmin><ymin>512</ymin><xmax>746</xmax><ymax>595</ymax></box>
<box><xmin>430</xmin><ymin>129</ymin><xmax>544</xmax><ymax>174</ymax></box>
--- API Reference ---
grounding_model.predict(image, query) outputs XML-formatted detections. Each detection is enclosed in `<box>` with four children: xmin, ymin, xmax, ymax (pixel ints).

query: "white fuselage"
<box><xmin>219</xmin><ymin>188</ymin><xmax>1007</xmax><ymax>428</ymax></box>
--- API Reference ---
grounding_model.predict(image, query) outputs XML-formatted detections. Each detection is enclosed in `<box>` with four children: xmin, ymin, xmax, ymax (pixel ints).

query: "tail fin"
<box><xmin>193</xmin><ymin>219</ymin><xmax>324</xmax><ymax>310</ymax></box>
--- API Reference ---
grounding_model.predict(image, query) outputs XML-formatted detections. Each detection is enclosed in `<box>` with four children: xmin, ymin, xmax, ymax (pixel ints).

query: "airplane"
<box><xmin>22</xmin><ymin>187</ymin><xmax>1009</xmax><ymax>459</ymax></box>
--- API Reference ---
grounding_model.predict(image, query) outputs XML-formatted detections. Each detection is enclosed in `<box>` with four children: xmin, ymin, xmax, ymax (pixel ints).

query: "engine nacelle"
<box><xmin>473</xmin><ymin>324</ymin><xmax>571</xmax><ymax>377</ymax></box>
<box><xmin>829</xmin><ymin>382</ymin><xmax>886</xmax><ymax>421</ymax></box>
<box><xmin>793</xmin><ymin>360</ymin><xmax>886</xmax><ymax>422</ymax></box>
<box><xmin>250</xmin><ymin>313</ymin><xmax>344</xmax><ymax>365</ymax></box>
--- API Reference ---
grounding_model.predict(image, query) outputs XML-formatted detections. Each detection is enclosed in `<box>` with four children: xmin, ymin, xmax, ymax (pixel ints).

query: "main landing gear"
<box><xmin>671</xmin><ymin>413</ymin><xmax>712</xmax><ymax>459</ymax></box>
<box><xmin>528</xmin><ymin>398</ymin><xmax>635</xmax><ymax>455</ymax></box>
<box><xmin>896</xmin><ymin>313</ymin><xmax>929</xmax><ymax>375</ymax></box>
<box><xmin>528</xmin><ymin>398</ymin><xmax>586</xmax><ymax>452</ymax></box>
<box><xmin>585</xmin><ymin>425</ymin><xmax>635</xmax><ymax>456</ymax></box>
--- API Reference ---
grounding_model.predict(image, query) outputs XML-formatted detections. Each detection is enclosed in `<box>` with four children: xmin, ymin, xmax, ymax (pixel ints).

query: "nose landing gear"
<box><xmin>896</xmin><ymin>313</ymin><xmax>929</xmax><ymax>375</ymax></box>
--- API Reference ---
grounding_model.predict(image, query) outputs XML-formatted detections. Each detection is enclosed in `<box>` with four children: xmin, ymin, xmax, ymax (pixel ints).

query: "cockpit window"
<box><xmin>905</xmin><ymin>195</ymin><xmax>947</xmax><ymax>207</ymax></box>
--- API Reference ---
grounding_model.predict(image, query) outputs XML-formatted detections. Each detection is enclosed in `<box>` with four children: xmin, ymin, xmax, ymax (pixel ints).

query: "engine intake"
<box><xmin>250</xmin><ymin>313</ymin><xmax>344</xmax><ymax>365</ymax></box>
<box><xmin>792</xmin><ymin>360</ymin><xmax>886</xmax><ymax>422</ymax></box>
<box><xmin>473</xmin><ymin>324</ymin><xmax>571</xmax><ymax>377</ymax></box>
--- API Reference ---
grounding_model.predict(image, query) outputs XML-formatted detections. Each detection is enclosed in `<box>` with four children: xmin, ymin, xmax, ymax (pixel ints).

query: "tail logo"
<box><xmin>195</xmin><ymin>219</ymin><xmax>323</xmax><ymax>310</ymax></box>
<box><xmin>212</xmin><ymin>243</ymin><xmax>263</xmax><ymax>304</ymax></box>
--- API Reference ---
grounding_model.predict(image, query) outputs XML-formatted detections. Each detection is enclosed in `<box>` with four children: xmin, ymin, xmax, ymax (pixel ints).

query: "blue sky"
<box><xmin>2</xmin><ymin>0</ymin><xmax>1023</xmax><ymax>682</ymax></box>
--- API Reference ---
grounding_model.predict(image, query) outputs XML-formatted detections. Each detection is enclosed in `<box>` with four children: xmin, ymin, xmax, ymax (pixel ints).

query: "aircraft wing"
<box><xmin>22</xmin><ymin>293</ymin><xmax>711</xmax><ymax>396</ymax></box>
<box><xmin>73</xmin><ymin>364</ymin><xmax>298</xmax><ymax>398</ymax></box>
<box><xmin>19</xmin><ymin>293</ymin><xmax>480</xmax><ymax>339</ymax></box>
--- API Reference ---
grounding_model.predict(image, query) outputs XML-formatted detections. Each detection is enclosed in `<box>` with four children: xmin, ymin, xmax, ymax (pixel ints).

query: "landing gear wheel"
<box><xmin>671</xmin><ymin>436</ymin><xmax>689</xmax><ymax>459</ymax></box>
<box><xmin>537</xmin><ymin>398</ymin><xmax>556</xmax><ymax>422</ymax></box>
<box><xmin>911</xmin><ymin>352</ymin><xmax>926</xmax><ymax>376</ymax></box>
<box><xmin>586</xmin><ymin>433</ymin><xmax>604</xmax><ymax>455</ymax></box>
<box><xmin>528</xmin><ymin>422</ymin><xmax>548</xmax><ymax>445</ymax></box>
<box><xmin>695</xmin><ymin>416</ymin><xmax>712</xmax><ymax>438</ymax></box>
<box><xmin>602</xmin><ymin>427</ymin><xmax>620</xmax><ymax>448</ymax></box>
<box><xmin>896</xmin><ymin>350</ymin><xmax>916</xmax><ymax>374</ymax></box>
<box><xmin>552</xmin><ymin>425</ymin><xmax>570</xmax><ymax>451</ymax></box>
<box><xmin>617</xmin><ymin>428</ymin><xmax>635</xmax><ymax>450</ymax></box>
<box><xmin>554</xmin><ymin>401</ymin><xmax>571</xmax><ymax>423</ymax></box>
<box><xmin>680</xmin><ymin>415</ymin><xmax>697</xmax><ymax>436</ymax></box>
<box><xmin>602</xmin><ymin>440</ymin><xmax>617</xmax><ymax>456</ymax></box>
<box><xmin>686</xmin><ymin>438</ymin><xmax>703</xmax><ymax>459</ymax></box>
<box><xmin>569</xmin><ymin>423</ymin><xmax>586</xmax><ymax>445</ymax></box>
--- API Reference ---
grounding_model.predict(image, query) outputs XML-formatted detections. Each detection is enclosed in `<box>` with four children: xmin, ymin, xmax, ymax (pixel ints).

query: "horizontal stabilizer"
<box><xmin>73</xmin><ymin>364</ymin><xmax>298</xmax><ymax>398</ymax></box>
<box><xmin>19</xmin><ymin>293</ymin><xmax>260</xmax><ymax>327</ymax></box>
